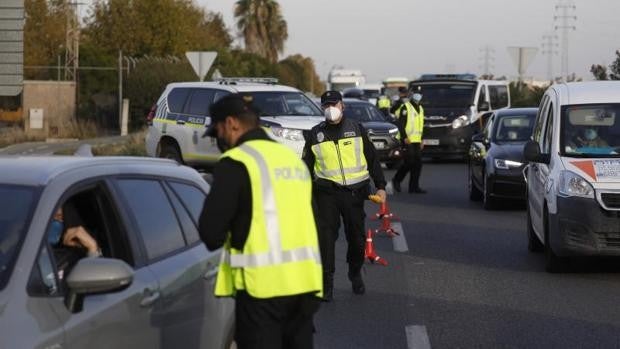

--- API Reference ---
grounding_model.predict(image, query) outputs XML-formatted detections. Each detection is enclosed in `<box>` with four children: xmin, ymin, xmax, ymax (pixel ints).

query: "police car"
<box><xmin>145</xmin><ymin>78</ymin><xmax>324</xmax><ymax>169</ymax></box>
<box><xmin>524</xmin><ymin>81</ymin><xmax>620</xmax><ymax>272</ymax></box>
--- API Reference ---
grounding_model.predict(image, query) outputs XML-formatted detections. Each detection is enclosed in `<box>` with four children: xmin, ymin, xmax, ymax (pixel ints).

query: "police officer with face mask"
<box><xmin>199</xmin><ymin>94</ymin><xmax>323</xmax><ymax>348</ymax></box>
<box><xmin>302</xmin><ymin>91</ymin><xmax>387</xmax><ymax>302</ymax></box>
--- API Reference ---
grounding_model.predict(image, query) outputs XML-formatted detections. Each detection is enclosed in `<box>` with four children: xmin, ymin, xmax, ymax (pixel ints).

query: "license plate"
<box><xmin>373</xmin><ymin>141</ymin><xmax>385</xmax><ymax>149</ymax></box>
<box><xmin>423</xmin><ymin>139</ymin><xmax>439</xmax><ymax>146</ymax></box>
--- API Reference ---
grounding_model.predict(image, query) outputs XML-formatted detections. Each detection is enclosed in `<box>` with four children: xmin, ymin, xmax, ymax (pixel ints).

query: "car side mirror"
<box><xmin>524</xmin><ymin>140</ymin><xmax>550</xmax><ymax>164</ymax></box>
<box><xmin>65</xmin><ymin>258</ymin><xmax>133</xmax><ymax>313</ymax></box>
<box><xmin>478</xmin><ymin>101</ymin><xmax>490</xmax><ymax>112</ymax></box>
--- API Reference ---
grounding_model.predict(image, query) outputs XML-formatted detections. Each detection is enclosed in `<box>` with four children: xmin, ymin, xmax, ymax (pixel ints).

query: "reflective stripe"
<box><xmin>238</xmin><ymin>144</ymin><xmax>282</xmax><ymax>255</ymax></box>
<box><xmin>228</xmin><ymin>246</ymin><xmax>321</xmax><ymax>268</ymax></box>
<box><xmin>312</xmin><ymin>144</ymin><xmax>329</xmax><ymax>175</ymax></box>
<box><xmin>354</xmin><ymin>137</ymin><xmax>362</xmax><ymax>169</ymax></box>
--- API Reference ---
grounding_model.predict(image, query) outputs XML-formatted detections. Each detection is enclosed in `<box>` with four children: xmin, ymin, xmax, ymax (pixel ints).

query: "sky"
<box><xmin>196</xmin><ymin>0</ymin><xmax>620</xmax><ymax>83</ymax></box>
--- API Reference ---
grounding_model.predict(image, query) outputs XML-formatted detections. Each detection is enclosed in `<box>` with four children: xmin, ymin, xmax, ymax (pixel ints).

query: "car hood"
<box><xmin>424</xmin><ymin>107</ymin><xmax>470</xmax><ymax>124</ymax></box>
<box><xmin>260</xmin><ymin>116</ymin><xmax>324</xmax><ymax>130</ymax></box>
<box><xmin>361</xmin><ymin>121</ymin><xmax>397</xmax><ymax>131</ymax></box>
<box><xmin>490</xmin><ymin>142</ymin><xmax>527</xmax><ymax>162</ymax></box>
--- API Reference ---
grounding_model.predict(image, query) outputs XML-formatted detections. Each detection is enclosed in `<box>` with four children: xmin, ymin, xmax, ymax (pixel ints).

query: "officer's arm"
<box><xmin>302</xmin><ymin>132</ymin><xmax>316</xmax><ymax>178</ymax></box>
<box><xmin>389</xmin><ymin>100</ymin><xmax>402</xmax><ymax>114</ymax></box>
<box><xmin>198</xmin><ymin>158</ymin><xmax>244</xmax><ymax>251</ymax></box>
<box><xmin>360</xmin><ymin>125</ymin><xmax>387</xmax><ymax>190</ymax></box>
<box><xmin>397</xmin><ymin>108</ymin><xmax>408</xmax><ymax>142</ymax></box>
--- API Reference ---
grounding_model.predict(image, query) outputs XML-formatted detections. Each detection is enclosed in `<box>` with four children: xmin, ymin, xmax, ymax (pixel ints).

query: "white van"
<box><xmin>524</xmin><ymin>81</ymin><xmax>620</xmax><ymax>272</ymax></box>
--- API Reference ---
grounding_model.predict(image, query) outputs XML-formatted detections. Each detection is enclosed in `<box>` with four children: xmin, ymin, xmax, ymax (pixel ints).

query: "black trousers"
<box><xmin>313</xmin><ymin>185</ymin><xmax>368</xmax><ymax>277</ymax></box>
<box><xmin>235</xmin><ymin>291</ymin><xmax>321</xmax><ymax>349</ymax></box>
<box><xmin>393</xmin><ymin>143</ymin><xmax>423</xmax><ymax>191</ymax></box>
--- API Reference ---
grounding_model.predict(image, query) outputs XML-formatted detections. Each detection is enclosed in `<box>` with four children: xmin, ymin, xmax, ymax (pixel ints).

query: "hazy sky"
<box><xmin>197</xmin><ymin>0</ymin><xmax>620</xmax><ymax>83</ymax></box>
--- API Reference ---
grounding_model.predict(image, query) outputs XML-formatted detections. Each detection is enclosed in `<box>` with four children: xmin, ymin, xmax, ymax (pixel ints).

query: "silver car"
<box><xmin>0</xmin><ymin>156</ymin><xmax>234</xmax><ymax>349</ymax></box>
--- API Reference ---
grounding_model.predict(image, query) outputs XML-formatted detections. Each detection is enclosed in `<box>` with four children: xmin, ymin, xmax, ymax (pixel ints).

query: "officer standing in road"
<box><xmin>302</xmin><ymin>91</ymin><xmax>387</xmax><ymax>302</ymax></box>
<box><xmin>198</xmin><ymin>94</ymin><xmax>323</xmax><ymax>349</ymax></box>
<box><xmin>391</xmin><ymin>88</ymin><xmax>427</xmax><ymax>194</ymax></box>
<box><xmin>376</xmin><ymin>94</ymin><xmax>392</xmax><ymax>120</ymax></box>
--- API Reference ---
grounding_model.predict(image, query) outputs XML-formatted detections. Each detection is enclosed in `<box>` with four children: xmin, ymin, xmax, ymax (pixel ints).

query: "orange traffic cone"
<box><xmin>373</xmin><ymin>201</ymin><xmax>400</xmax><ymax>237</ymax></box>
<box><xmin>364</xmin><ymin>229</ymin><xmax>388</xmax><ymax>266</ymax></box>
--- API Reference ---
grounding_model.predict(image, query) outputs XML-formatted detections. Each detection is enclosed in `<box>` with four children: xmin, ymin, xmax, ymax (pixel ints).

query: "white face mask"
<box><xmin>324</xmin><ymin>106</ymin><xmax>342</xmax><ymax>123</ymax></box>
<box><xmin>412</xmin><ymin>93</ymin><xmax>422</xmax><ymax>103</ymax></box>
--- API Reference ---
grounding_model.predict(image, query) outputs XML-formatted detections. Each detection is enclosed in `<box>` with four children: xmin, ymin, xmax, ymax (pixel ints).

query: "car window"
<box><xmin>533</xmin><ymin>95</ymin><xmax>550</xmax><ymax>143</ymax></box>
<box><xmin>168</xmin><ymin>182</ymin><xmax>206</xmax><ymax>224</ymax></box>
<box><xmin>489</xmin><ymin>85</ymin><xmax>509</xmax><ymax>109</ymax></box>
<box><xmin>214</xmin><ymin>90</ymin><xmax>231</xmax><ymax>104</ymax></box>
<box><xmin>494</xmin><ymin>114</ymin><xmax>535</xmax><ymax>142</ymax></box>
<box><xmin>343</xmin><ymin>104</ymin><xmax>385</xmax><ymax>122</ymax></box>
<box><xmin>249</xmin><ymin>91</ymin><xmax>322</xmax><ymax>116</ymax></box>
<box><xmin>165</xmin><ymin>184</ymin><xmax>200</xmax><ymax>245</ymax></box>
<box><xmin>116</xmin><ymin>179</ymin><xmax>186</xmax><ymax>261</ymax></box>
<box><xmin>542</xmin><ymin>103</ymin><xmax>555</xmax><ymax>153</ymax></box>
<box><xmin>562</xmin><ymin>103</ymin><xmax>620</xmax><ymax>157</ymax></box>
<box><xmin>167</xmin><ymin>88</ymin><xmax>190</xmax><ymax>114</ymax></box>
<box><xmin>483</xmin><ymin>115</ymin><xmax>494</xmax><ymax>139</ymax></box>
<box><xmin>186</xmin><ymin>89</ymin><xmax>216</xmax><ymax>116</ymax></box>
<box><xmin>0</xmin><ymin>185</ymin><xmax>38</xmax><ymax>290</ymax></box>
<box><xmin>477</xmin><ymin>85</ymin><xmax>487</xmax><ymax>107</ymax></box>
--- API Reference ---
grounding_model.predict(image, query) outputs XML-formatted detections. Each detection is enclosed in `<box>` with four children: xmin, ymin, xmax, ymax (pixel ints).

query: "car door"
<box><xmin>528</xmin><ymin>95</ymin><xmax>552</xmax><ymax>235</ymax></box>
<box><xmin>472</xmin><ymin>114</ymin><xmax>494</xmax><ymax>186</ymax></box>
<box><xmin>53</xmin><ymin>181</ymin><xmax>162</xmax><ymax>349</ymax></box>
<box><xmin>182</xmin><ymin>88</ymin><xmax>218</xmax><ymax>163</ymax></box>
<box><xmin>113</xmin><ymin>178</ymin><xmax>232</xmax><ymax>349</ymax></box>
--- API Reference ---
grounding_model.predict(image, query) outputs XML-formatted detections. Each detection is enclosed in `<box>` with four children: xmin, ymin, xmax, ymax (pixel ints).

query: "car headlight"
<box><xmin>270</xmin><ymin>126</ymin><xmax>305</xmax><ymax>142</ymax></box>
<box><xmin>388</xmin><ymin>127</ymin><xmax>399</xmax><ymax>135</ymax></box>
<box><xmin>451</xmin><ymin>115</ymin><xmax>470</xmax><ymax>129</ymax></box>
<box><xmin>558</xmin><ymin>170</ymin><xmax>594</xmax><ymax>198</ymax></box>
<box><xmin>494</xmin><ymin>159</ymin><xmax>523</xmax><ymax>170</ymax></box>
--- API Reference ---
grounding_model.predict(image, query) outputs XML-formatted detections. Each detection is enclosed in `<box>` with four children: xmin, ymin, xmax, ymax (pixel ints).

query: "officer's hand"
<box><xmin>375</xmin><ymin>189</ymin><xmax>387</xmax><ymax>203</ymax></box>
<box><xmin>404</xmin><ymin>139</ymin><xmax>411</xmax><ymax>145</ymax></box>
<box><xmin>420</xmin><ymin>142</ymin><xmax>425</xmax><ymax>150</ymax></box>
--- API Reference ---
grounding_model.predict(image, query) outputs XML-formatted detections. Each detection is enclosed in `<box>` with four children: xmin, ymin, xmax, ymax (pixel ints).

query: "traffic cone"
<box><xmin>364</xmin><ymin>229</ymin><xmax>388</xmax><ymax>266</ymax></box>
<box><xmin>373</xmin><ymin>201</ymin><xmax>400</xmax><ymax>237</ymax></box>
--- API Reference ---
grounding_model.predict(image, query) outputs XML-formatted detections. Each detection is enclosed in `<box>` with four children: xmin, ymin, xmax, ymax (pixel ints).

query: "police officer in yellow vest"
<box><xmin>198</xmin><ymin>94</ymin><xmax>322</xmax><ymax>349</ymax></box>
<box><xmin>302</xmin><ymin>91</ymin><xmax>387</xmax><ymax>302</ymax></box>
<box><xmin>392</xmin><ymin>88</ymin><xmax>427</xmax><ymax>194</ymax></box>
<box><xmin>376</xmin><ymin>94</ymin><xmax>392</xmax><ymax>119</ymax></box>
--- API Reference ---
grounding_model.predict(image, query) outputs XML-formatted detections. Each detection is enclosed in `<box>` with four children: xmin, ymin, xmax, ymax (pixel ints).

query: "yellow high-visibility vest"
<box><xmin>214</xmin><ymin>139</ymin><xmax>323</xmax><ymax>299</ymax></box>
<box><xmin>395</xmin><ymin>102</ymin><xmax>424</xmax><ymax>143</ymax></box>
<box><xmin>310</xmin><ymin>119</ymin><xmax>370</xmax><ymax>186</ymax></box>
<box><xmin>377</xmin><ymin>96</ymin><xmax>391</xmax><ymax>109</ymax></box>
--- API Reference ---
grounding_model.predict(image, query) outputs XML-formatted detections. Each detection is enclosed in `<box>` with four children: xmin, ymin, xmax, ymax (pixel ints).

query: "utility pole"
<box><xmin>479</xmin><ymin>45</ymin><xmax>495</xmax><ymax>78</ymax></box>
<box><xmin>542</xmin><ymin>33</ymin><xmax>559</xmax><ymax>82</ymax></box>
<box><xmin>64</xmin><ymin>1</ymin><xmax>81</xmax><ymax>81</ymax></box>
<box><xmin>554</xmin><ymin>0</ymin><xmax>577</xmax><ymax>82</ymax></box>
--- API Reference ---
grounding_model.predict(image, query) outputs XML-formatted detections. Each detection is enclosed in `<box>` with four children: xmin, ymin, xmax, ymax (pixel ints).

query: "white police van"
<box><xmin>145</xmin><ymin>78</ymin><xmax>324</xmax><ymax>169</ymax></box>
<box><xmin>524</xmin><ymin>81</ymin><xmax>620</xmax><ymax>272</ymax></box>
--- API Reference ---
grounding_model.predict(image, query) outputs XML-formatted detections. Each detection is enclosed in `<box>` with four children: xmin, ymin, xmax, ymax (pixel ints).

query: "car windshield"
<box><xmin>344</xmin><ymin>103</ymin><xmax>386</xmax><ymax>122</ymax></box>
<box><xmin>562</xmin><ymin>104</ymin><xmax>620</xmax><ymax>158</ymax></box>
<box><xmin>248</xmin><ymin>91</ymin><xmax>322</xmax><ymax>117</ymax></box>
<box><xmin>493</xmin><ymin>114</ymin><xmax>536</xmax><ymax>142</ymax></box>
<box><xmin>410</xmin><ymin>82</ymin><xmax>476</xmax><ymax>108</ymax></box>
<box><xmin>363</xmin><ymin>90</ymin><xmax>381</xmax><ymax>99</ymax></box>
<box><xmin>0</xmin><ymin>185</ymin><xmax>38</xmax><ymax>290</ymax></box>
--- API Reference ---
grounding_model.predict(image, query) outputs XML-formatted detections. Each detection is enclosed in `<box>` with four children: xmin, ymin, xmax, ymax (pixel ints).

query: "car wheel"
<box><xmin>526</xmin><ymin>203</ymin><xmax>543</xmax><ymax>252</ymax></box>
<box><xmin>468</xmin><ymin>165</ymin><xmax>483</xmax><ymax>201</ymax></box>
<box><xmin>544</xmin><ymin>206</ymin><xmax>567</xmax><ymax>273</ymax></box>
<box><xmin>482</xmin><ymin>175</ymin><xmax>496</xmax><ymax>210</ymax></box>
<box><xmin>158</xmin><ymin>142</ymin><xmax>183</xmax><ymax>164</ymax></box>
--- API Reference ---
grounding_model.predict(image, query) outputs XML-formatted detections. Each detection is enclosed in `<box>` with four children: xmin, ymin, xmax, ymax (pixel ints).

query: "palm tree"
<box><xmin>234</xmin><ymin>0</ymin><xmax>288</xmax><ymax>63</ymax></box>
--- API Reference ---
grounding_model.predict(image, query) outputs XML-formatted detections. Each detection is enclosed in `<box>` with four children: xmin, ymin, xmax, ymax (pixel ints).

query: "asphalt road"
<box><xmin>314</xmin><ymin>162</ymin><xmax>620</xmax><ymax>349</ymax></box>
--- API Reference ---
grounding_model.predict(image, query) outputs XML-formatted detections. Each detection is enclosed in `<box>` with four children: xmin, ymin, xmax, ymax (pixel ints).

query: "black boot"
<box><xmin>322</xmin><ymin>273</ymin><xmax>334</xmax><ymax>302</ymax></box>
<box><xmin>348</xmin><ymin>270</ymin><xmax>365</xmax><ymax>295</ymax></box>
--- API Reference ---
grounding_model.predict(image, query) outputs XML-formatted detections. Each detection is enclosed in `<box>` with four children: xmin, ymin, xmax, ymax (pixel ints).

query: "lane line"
<box><xmin>406</xmin><ymin>325</ymin><xmax>431</xmax><ymax>349</ymax></box>
<box><xmin>391</xmin><ymin>222</ymin><xmax>409</xmax><ymax>252</ymax></box>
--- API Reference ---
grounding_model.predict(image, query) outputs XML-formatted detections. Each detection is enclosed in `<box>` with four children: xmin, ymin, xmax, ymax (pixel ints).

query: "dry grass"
<box><xmin>0</xmin><ymin>119</ymin><xmax>100</xmax><ymax>149</ymax></box>
<box><xmin>91</xmin><ymin>130</ymin><xmax>147</xmax><ymax>156</ymax></box>
<box><xmin>0</xmin><ymin>126</ymin><xmax>45</xmax><ymax>148</ymax></box>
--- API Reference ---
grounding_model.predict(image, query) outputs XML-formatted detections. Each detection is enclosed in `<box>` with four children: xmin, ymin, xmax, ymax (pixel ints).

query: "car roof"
<box><xmin>495</xmin><ymin>107</ymin><xmax>538</xmax><ymax>117</ymax></box>
<box><xmin>343</xmin><ymin>98</ymin><xmax>372</xmax><ymax>105</ymax></box>
<box><xmin>552</xmin><ymin>81</ymin><xmax>620</xmax><ymax>106</ymax></box>
<box><xmin>165</xmin><ymin>81</ymin><xmax>301</xmax><ymax>94</ymax></box>
<box><xmin>0</xmin><ymin>156</ymin><xmax>186</xmax><ymax>186</ymax></box>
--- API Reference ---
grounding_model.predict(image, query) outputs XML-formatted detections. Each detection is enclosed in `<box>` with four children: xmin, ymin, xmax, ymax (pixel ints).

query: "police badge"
<box><xmin>317</xmin><ymin>132</ymin><xmax>325</xmax><ymax>142</ymax></box>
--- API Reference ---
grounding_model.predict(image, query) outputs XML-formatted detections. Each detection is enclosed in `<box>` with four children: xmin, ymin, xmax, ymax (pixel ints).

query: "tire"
<box><xmin>544</xmin><ymin>207</ymin><xmax>568</xmax><ymax>273</ymax></box>
<box><xmin>526</xmin><ymin>204</ymin><xmax>543</xmax><ymax>252</ymax></box>
<box><xmin>482</xmin><ymin>175</ymin><xmax>496</xmax><ymax>210</ymax></box>
<box><xmin>468</xmin><ymin>165</ymin><xmax>483</xmax><ymax>201</ymax></box>
<box><xmin>158</xmin><ymin>142</ymin><xmax>183</xmax><ymax>164</ymax></box>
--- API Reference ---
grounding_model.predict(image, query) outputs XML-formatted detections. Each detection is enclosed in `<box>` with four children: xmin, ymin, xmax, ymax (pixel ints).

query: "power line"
<box><xmin>541</xmin><ymin>33</ymin><xmax>559</xmax><ymax>81</ymax></box>
<box><xmin>554</xmin><ymin>0</ymin><xmax>577</xmax><ymax>82</ymax></box>
<box><xmin>479</xmin><ymin>45</ymin><xmax>495</xmax><ymax>77</ymax></box>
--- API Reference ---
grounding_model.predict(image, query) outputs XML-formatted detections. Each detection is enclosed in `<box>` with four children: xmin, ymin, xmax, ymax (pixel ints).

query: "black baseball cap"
<box><xmin>320</xmin><ymin>90</ymin><xmax>343</xmax><ymax>106</ymax></box>
<box><xmin>398</xmin><ymin>86</ymin><xmax>409</xmax><ymax>94</ymax></box>
<box><xmin>203</xmin><ymin>94</ymin><xmax>258</xmax><ymax>138</ymax></box>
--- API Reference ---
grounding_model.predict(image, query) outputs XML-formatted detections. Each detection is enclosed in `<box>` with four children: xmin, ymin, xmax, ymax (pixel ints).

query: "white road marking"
<box><xmin>391</xmin><ymin>222</ymin><xmax>409</xmax><ymax>252</ymax></box>
<box><xmin>406</xmin><ymin>325</ymin><xmax>431</xmax><ymax>349</ymax></box>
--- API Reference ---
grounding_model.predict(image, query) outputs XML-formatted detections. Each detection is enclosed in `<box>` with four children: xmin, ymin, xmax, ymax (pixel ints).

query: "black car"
<box><xmin>468</xmin><ymin>108</ymin><xmax>537</xmax><ymax>209</ymax></box>
<box><xmin>343</xmin><ymin>99</ymin><xmax>402</xmax><ymax>168</ymax></box>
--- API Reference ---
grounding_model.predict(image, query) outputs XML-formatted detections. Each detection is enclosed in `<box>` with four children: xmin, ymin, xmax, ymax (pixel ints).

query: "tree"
<box><xmin>278</xmin><ymin>54</ymin><xmax>324</xmax><ymax>95</ymax></box>
<box><xmin>509</xmin><ymin>82</ymin><xmax>546</xmax><ymax>108</ymax></box>
<box><xmin>24</xmin><ymin>0</ymin><xmax>68</xmax><ymax>79</ymax></box>
<box><xmin>234</xmin><ymin>0</ymin><xmax>288</xmax><ymax>63</ymax></box>
<box><xmin>590</xmin><ymin>51</ymin><xmax>620</xmax><ymax>81</ymax></box>
<box><xmin>85</xmin><ymin>0</ymin><xmax>232</xmax><ymax>57</ymax></box>
<box><xmin>591</xmin><ymin>64</ymin><xmax>609</xmax><ymax>81</ymax></box>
